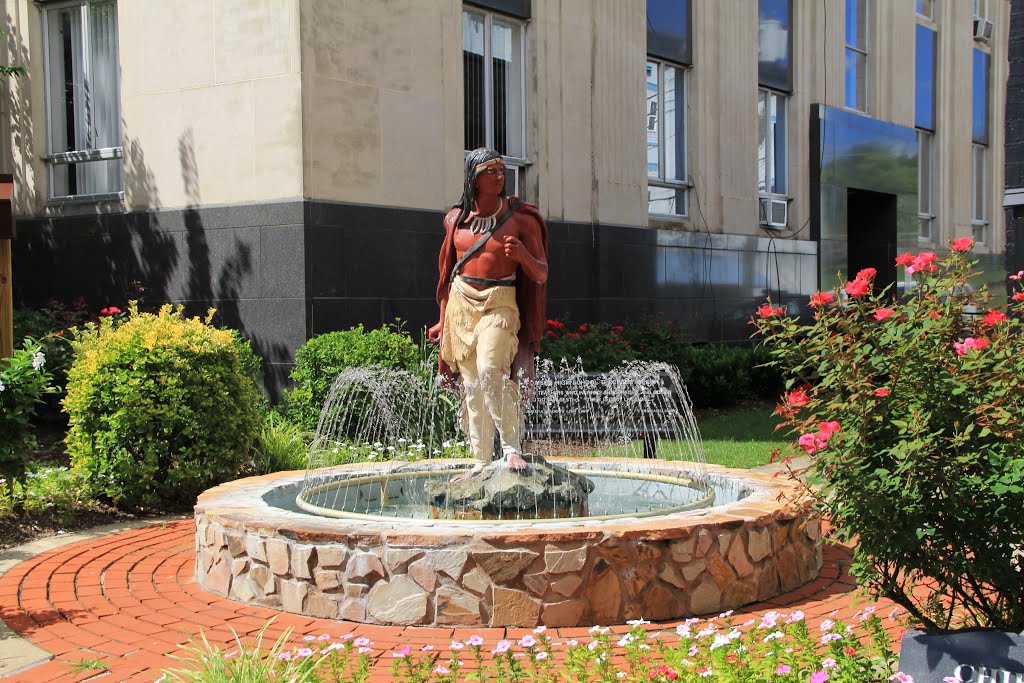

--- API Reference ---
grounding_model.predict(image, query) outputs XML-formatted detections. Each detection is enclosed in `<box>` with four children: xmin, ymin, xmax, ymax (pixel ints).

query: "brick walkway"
<box><xmin>0</xmin><ymin>520</ymin><xmax>903</xmax><ymax>683</ymax></box>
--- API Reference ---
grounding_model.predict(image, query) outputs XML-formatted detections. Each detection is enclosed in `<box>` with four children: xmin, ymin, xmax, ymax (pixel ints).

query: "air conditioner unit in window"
<box><xmin>974</xmin><ymin>18</ymin><xmax>994</xmax><ymax>42</ymax></box>
<box><xmin>759</xmin><ymin>197</ymin><xmax>788</xmax><ymax>229</ymax></box>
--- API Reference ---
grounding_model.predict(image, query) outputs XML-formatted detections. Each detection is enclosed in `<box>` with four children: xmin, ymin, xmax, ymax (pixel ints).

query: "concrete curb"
<box><xmin>0</xmin><ymin>516</ymin><xmax>189</xmax><ymax>678</ymax></box>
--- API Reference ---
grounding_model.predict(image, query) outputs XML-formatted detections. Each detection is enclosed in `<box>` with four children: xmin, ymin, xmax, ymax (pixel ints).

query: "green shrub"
<box><xmin>63</xmin><ymin>304</ymin><xmax>263</xmax><ymax>509</ymax></box>
<box><xmin>754</xmin><ymin>243</ymin><xmax>1024</xmax><ymax>630</ymax></box>
<box><xmin>281</xmin><ymin>323</ymin><xmax>419</xmax><ymax>431</ymax></box>
<box><xmin>0</xmin><ymin>340</ymin><xmax>56</xmax><ymax>504</ymax></box>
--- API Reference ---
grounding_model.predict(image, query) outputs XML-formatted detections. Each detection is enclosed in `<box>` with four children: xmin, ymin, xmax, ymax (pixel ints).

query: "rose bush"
<box><xmin>753</xmin><ymin>241</ymin><xmax>1024</xmax><ymax>631</ymax></box>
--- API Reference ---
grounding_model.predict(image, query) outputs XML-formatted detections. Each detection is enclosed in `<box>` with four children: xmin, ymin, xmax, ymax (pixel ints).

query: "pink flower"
<box><xmin>821</xmin><ymin>633</ymin><xmax>841</xmax><ymax>643</ymax></box>
<box><xmin>798</xmin><ymin>433</ymin><xmax>819</xmax><ymax>455</ymax></box>
<box><xmin>277</xmin><ymin>651</ymin><xmax>292</xmax><ymax>661</ymax></box>
<box><xmin>1011</xmin><ymin>270</ymin><xmax>1024</xmax><ymax>281</ymax></box>
<box><xmin>982</xmin><ymin>310</ymin><xmax>1007</xmax><ymax>325</ymax></box>
<box><xmin>845</xmin><ymin>278</ymin><xmax>871</xmax><ymax>298</ymax></box>
<box><xmin>777</xmin><ymin>664</ymin><xmax>792</xmax><ymax>674</ymax></box>
<box><xmin>895</xmin><ymin>252</ymin><xmax>915</xmax><ymax>266</ymax></box>
<box><xmin>822</xmin><ymin>658</ymin><xmax>837</xmax><ymax>668</ymax></box>
<box><xmin>757</xmin><ymin>303</ymin><xmax>785</xmax><ymax>318</ymax></box>
<box><xmin>434</xmin><ymin>665</ymin><xmax>451</xmax><ymax>675</ymax></box>
<box><xmin>811</xmin><ymin>672</ymin><xmax>831</xmax><ymax>683</ymax></box>
<box><xmin>358</xmin><ymin>646</ymin><xmax>372</xmax><ymax>654</ymax></box>
<box><xmin>873</xmin><ymin>307</ymin><xmax>895</xmax><ymax>321</ymax></box>
<box><xmin>943</xmin><ymin>676</ymin><xmax>964</xmax><ymax>683</ymax></box>
<box><xmin>536</xmin><ymin>651</ymin><xmax>549</xmax><ymax>660</ymax></box>
<box><xmin>786</xmin><ymin>610</ymin><xmax>805</xmax><ymax>623</ymax></box>
<box><xmin>954</xmin><ymin>337</ymin><xmax>989</xmax><ymax>356</ymax></box>
<box><xmin>421</xmin><ymin>645</ymin><xmax>435</xmax><ymax>651</ymax></box>
<box><xmin>467</xmin><ymin>635</ymin><xmax>484</xmax><ymax>646</ymax></box>
<box><xmin>906</xmin><ymin>252</ymin><xmax>937</xmax><ymax>275</ymax></box>
<box><xmin>810</xmin><ymin>291</ymin><xmax>835</xmax><ymax>306</ymax></box>
<box><xmin>688</xmin><ymin>644</ymin><xmax>698</xmax><ymax>656</ymax></box>
<box><xmin>518</xmin><ymin>635</ymin><xmax>536</xmax><ymax>647</ymax></box>
<box><xmin>296</xmin><ymin>647</ymin><xmax>314</xmax><ymax>658</ymax></box>
<box><xmin>493</xmin><ymin>639</ymin><xmax>512</xmax><ymax>654</ymax></box>
<box><xmin>392</xmin><ymin>646</ymin><xmax>410</xmax><ymax>658</ymax></box>
<box><xmin>819</xmin><ymin>619</ymin><xmax>835</xmax><ymax>632</ymax></box>
<box><xmin>951</xmin><ymin>237</ymin><xmax>975</xmax><ymax>252</ymax></box>
<box><xmin>890</xmin><ymin>674</ymin><xmax>915</xmax><ymax>683</ymax></box>
<box><xmin>450</xmin><ymin>641</ymin><xmax>465</xmax><ymax>650</ymax></box>
<box><xmin>874</xmin><ymin>387</ymin><xmax>890</xmax><ymax>397</ymax></box>
<box><xmin>353</xmin><ymin>637</ymin><xmax>371</xmax><ymax>647</ymax></box>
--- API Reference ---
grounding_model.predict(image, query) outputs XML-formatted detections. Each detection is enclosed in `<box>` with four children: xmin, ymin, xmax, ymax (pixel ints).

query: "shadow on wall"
<box><xmin>8</xmin><ymin>54</ymin><xmax>290</xmax><ymax>394</ymax></box>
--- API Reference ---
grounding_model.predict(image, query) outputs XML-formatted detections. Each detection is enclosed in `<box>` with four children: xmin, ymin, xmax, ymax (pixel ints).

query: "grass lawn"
<box><xmin>697</xmin><ymin>403</ymin><xmax>791</xmax><ymax>469</ymax></box>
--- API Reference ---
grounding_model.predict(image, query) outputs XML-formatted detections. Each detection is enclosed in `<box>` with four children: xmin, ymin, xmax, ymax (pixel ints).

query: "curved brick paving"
<box><xmin>0</xmin><ymin>520</ymin><xmax>903</xmax><ymax>683</ymax></box>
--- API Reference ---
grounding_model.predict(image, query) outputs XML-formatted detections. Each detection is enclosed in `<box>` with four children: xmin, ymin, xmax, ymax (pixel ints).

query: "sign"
<box><xmin>899</xmin><ymin>629</ymin><xmax>1024</xmax><ymax>683</ymax></box>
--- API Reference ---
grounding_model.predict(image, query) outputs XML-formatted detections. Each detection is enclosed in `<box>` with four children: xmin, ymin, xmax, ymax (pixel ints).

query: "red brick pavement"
<box><xmin>0</xmin><ymin>520</ymin><xmax>905</xmax><ymax>682</ymax></box>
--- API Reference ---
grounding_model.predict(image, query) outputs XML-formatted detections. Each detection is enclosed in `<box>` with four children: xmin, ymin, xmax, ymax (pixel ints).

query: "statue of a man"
<box><xmin>428</xmin><ymin>148</ymin><xmax>549</xmax><ymax>482</ymax></box>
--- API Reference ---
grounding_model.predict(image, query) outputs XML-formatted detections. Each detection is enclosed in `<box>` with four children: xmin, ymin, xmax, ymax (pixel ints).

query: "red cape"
<box><xmin>436</xmin><ymin>197</ymin><xmax>549</xmax><ymax>357</ymax></box>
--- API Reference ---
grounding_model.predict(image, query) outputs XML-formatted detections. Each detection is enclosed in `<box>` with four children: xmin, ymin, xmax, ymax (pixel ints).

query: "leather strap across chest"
<box><xmin>449</xmin><ymin>199</ymin><xmax>523</xmax><ymax>284</ymax></box>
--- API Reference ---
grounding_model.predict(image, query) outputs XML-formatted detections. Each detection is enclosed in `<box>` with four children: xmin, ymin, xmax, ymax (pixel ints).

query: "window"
<box><xmin>972</xmin><ymin>144</ymin><xmax>988</xmax><ymax>244</ymax></box>
<box><xmin>915</xmin><ymin>25</ymin><xmax>936</xmax><ymax>131</ymax></box>
<box><xmin>757</xmin><ymin>89</ymin><xmax>787</xmax><ymax>197</ymax></box>
<box><xmin>758</xmin><ymin>0</ymin><xmax>792</xmax><ymax>92</ymax></box>
<box><xmin>844</xmin><ymin>0</ymin><xmax>868</xmax><ymax>111</ymax></box>
<box><xmin>972</xmin><ymin>48</ymin><xmax>990</xmax><ymax>145</ymax></box>
<box><xmin>973</xmin><ymin>0</ymin><xmax>988</xmax><ymax>20</ymax></box>
<box><xmin>647</xmin><ymin>0</ymin><xmax>691</xmax><ymax>66</ymax></box>
<box><xmin>463</xmin><ymin>8</ymin><xmax>525</xmax><ymax>194</ymax></box>
<box><xmin>916</xmin><ymin>0</ymin><xmax>934</xmax><ymax>20</ymax></box>
<box><xmin>42</xmin><ymin>0</ymin><xmax>122</xmax><ymax>200</ymax></box>
<box><xmin>918</xmin><ymin>131</ymin><xmax>934</xmax><ymax>241</ymax></box>
<box><xmin>646</xmin><ymin>60</ymin><xmax>687</xmax><ymax>216</ymax></box>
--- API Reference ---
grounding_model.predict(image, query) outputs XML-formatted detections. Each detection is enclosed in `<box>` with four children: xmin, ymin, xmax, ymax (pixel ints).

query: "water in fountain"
<box><xmin>297</xmin><ymin>360</ymin><xmax>743</xmax><ymax>522</ymax></box>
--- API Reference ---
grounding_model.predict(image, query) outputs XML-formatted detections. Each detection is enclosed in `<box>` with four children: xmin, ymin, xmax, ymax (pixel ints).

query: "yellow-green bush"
<box><xmin>63</xmin><ymin>304</ymin><xmax>263</xmax><ymax>508</ymax></box>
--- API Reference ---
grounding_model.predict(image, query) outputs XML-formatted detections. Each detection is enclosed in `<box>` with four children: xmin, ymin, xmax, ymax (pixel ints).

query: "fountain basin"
<box><xmin>195</xmin><ymin>458</ymin><xmax>822</xmax><ymax>627</ymax></box>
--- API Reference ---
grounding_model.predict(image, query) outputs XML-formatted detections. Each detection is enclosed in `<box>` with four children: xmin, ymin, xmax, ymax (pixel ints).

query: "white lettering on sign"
<box><xmin>955</xmin><ymin>664</ymin><xmax>1024</xmax><ymax>683</ymax></box>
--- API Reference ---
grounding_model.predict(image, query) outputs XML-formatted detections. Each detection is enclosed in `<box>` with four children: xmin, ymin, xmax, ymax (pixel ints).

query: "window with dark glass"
<box><xmin>972</xmin><ymin>48</ymin><xmax>989</xmax><ymax>144</ymax></box>
<box><xmin>43</xmin><ymin>0</ymin><xmax>122</xmax><ymax>199</ymax></box>
<box><xmin>758</xmin><ymin>0</ymin><xmax>792</xmax><ymax>92</ymax></box>
<box><xmin>646</xmin><ymin>0</ymin><xmax>690</xmax><ymax>65</ymax></box>
<box><xmin>844</xmin><ymin>0</ymin><xmax>867</xmax><ymax>111</ymax></box>
<box><xmin>915</xmin><ymin>25</ymin><xmax>935</xmax><ymax>131</ymax></box>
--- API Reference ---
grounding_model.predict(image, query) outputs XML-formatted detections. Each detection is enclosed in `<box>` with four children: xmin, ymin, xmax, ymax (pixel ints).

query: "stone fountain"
<box><xmin>194</xmin><ymin>362</ymin><xmax>821</xmax><ymax>627</ymax></box>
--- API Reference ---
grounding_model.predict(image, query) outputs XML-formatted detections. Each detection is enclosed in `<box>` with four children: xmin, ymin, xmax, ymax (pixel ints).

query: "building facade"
<box><xmin>1</xmin><ymin>0</ymin><xmax>1010</xmax><ymax>393</ymax></box>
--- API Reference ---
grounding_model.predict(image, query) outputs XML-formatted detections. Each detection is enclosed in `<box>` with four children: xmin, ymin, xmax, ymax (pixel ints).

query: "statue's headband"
<box><xmin>475</xmin><ymin>158</ymin><xmax>504</xmax><ymax>173</ymax></box>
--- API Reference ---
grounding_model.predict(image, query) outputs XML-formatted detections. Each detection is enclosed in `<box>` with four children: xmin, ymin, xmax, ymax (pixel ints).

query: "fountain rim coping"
<box><xmin>195</xmin><ymin>458</ymin><xmax>813</xmax><ymax>544</ymax></box>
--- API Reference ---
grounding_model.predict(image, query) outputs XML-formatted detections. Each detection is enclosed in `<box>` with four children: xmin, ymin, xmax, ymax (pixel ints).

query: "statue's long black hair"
<box><xmin>453</xmin><ymin>148</ymin><xmax>505</xmax><ymax>227</ymax></box>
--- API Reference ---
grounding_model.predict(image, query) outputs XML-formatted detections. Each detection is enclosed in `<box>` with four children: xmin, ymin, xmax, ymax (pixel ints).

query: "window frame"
<box><xmin>40</xmin><ymin>0</ymin><xmax>124</xmax><ymax>203</ymax></box>
<box><xmin>757</xmin><ymin>87</ymin><xmax>788</xmax><ymax>200</ymax></box>
<box><xmin>971</xmin><ymin>143</ymin><xmax>989</xmax><ymax>245</ymax></box>
<box><xmin>646</xmin><ymin>58</ymin><xmax>689</xmax><ymax>218</ymax></box>
<box><xmin>917</xmin><ymin>130</ymin><xmax>934</xmax><ymax>242</ymax></box>
<box><xmin>462</xmin><ymin>7</ymin><xmax>528</xmax><ymax>196</ymax></box>
<box><xmin>916</xmin><ymin>0</ymin><xmax>934</xmax><ymax>21</ymax></box>
<box><xmin>844</xmin><ymin>0</ymin><xmax>869</xmax><ymax>113</ymax></box>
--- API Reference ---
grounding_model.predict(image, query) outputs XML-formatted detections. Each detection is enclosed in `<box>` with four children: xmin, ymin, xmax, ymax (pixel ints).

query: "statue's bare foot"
<box><xmin>507</xmin><ymin>452</ymin><xmax>528</xmax><ymax>471</ymax></box>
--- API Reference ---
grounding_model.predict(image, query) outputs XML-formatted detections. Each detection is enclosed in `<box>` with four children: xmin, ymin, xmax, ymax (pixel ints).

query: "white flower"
<box><xmin>709</xmin><ymin>634</ymin><xmax>730</xmax><ymax>650</ymax></box>
<box><xmin>32</xmin><ymin>351</ymin><xmax>45</xmax><ymax>370</ymax></box>
<box><xmin>0</xmin><ymin>379</ymin><xmax>5</xmax><ymax>392</ymax></box>
<box><xmin>626</xmin><ymin>617</ymin><xmax>650</xmax><ymax>626</ymax></box>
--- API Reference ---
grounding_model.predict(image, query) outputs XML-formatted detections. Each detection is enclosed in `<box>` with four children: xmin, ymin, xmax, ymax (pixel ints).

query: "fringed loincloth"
<box><xmin>441</xmin><ymin>275</ymin><xmax>520</xmax><ymax>369</ymax></box>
